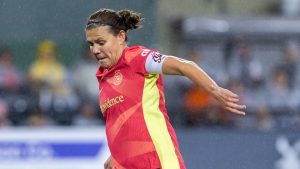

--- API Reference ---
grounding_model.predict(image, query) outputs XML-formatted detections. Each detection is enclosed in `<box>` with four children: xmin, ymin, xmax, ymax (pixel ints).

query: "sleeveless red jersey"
<box><xmin>96</xmin><ymin>46</ymin><xmax>186</xmax><ymax>169</ymax></box>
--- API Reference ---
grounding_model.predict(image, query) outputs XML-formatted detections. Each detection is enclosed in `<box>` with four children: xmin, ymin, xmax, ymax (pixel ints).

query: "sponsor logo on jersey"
<box><xmin>100</xmin><ymin>95</ymin><xmax>124</xmax><ymax>112</ymax></box>
<box><xmin>113</xmin><ymin>70</ymin><xmax>123</xmax><ymax>86</ymax></box>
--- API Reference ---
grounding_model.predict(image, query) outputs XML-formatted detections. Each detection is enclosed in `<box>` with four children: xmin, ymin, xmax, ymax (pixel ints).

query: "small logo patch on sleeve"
<box><xmin>151</xmin><ymin>52</ymin><xmax>165</xmax><ymax>63</ymax></box>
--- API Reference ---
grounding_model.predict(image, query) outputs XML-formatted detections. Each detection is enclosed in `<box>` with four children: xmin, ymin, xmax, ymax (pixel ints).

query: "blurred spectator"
<box><xmin>73</xmin><ymin>44</ymin><xmax>99</xmax><ymax>104</ymax></box>
<box><xmin>268</xmin><ymin>41</ymin><xmax>300</xmax><ymax>130</ymax></box>
<box><xmin>73</xmin><ymin>102</ymin><xmax>102</xmax><ymax>126</ymax></box>
<box><xmin>28</xmin><ymin>39</ymin><xmax>79</xmax><ymax>125</ymax></box>
<box><xmin>255</xmin><ymin>106</ymin><xmax>274</xmax><ymax>131</ymax></box>
<box><xmin>184</xmin><ymin>84</ymin><xmax>212</xmax><ymax>125</ymax></box>
<box><xmin>223</xmin><ymin>36</ymin><xmax>238</xmax><ymax>71</ymax></box>
<box><xmin>0</xmin><ymin>99</ymin><xmax>10</xmax><ymax>127</ymax></box>
<box><xmin>267</xmin><ymin>66</ymin><xmax>293</xmax><ymax>114</ymax></box>
<box><xmin>267</xmin><ymin>66</ymin><xmax>300</xmax><ymax>129</ymax></box>
<box><xmin>72</xmin><ymin>44</ymin><xmax>103</xmax><ymax>125</ymax></box>
<box><xmin>26</xmin><ymin>113</ymin><xmax>48</xmax><ymax>127</ymax></box>
<box><xmin>163</xmin><ymin>74</ymin><xmax>190</xmax><ymax>125</ymax></box>
<box><xmin>265</xmin><ymin>67</ymin><xmax>293</xmax><ymax>129</ymax></box>
<box><xmin>28</xmin><ymin>40</ymin><xmax>70</xmax><ymax>95</ymax></box>
<box><xmin>0</xmin><ymin>47</ymin><xmax>23</xmax><ymax>93</ymax></box>
<box><xmin>223</xmin><ymin>38</ymin><xmax>233</xmax><ymax>70</ymax></box>
<box><xmin>25</xmin><ymin>106</ymin><xmax>53</xmax><ymax>127</ymax></box>
<box><xmin>6</xmin><ymin>93</ymin><xmax>31</xmax><ymax>126</ymax></box>
<box><xmin>0</xmin><ymin>46</ymin><xmax>30</xmax><ymax>126</ymax></box>
<box><xmin>278</xmin><ymin>41</ymin><xmax>298</xmax><ymax>89</ymax></box>
<box><xmin>228</xmin><ymin>40</ymin><xmax>264</xmax><ymax>89</ymax></box>
<box><xmin>290</xmin><ymin>85</ymin><xmax>300</xmax><ymax>124</ymax></box>
<box><xmin>282</xmin><ymin>0</ymin><xmax>300</xmax><ymax>16</ymax></box>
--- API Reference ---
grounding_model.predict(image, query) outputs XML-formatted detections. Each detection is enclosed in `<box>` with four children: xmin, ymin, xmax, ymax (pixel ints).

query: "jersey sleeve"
<box><xmin>131</xmin><ymin>48</ymin><xmax>167</xmax><ymax>75</ymax></box>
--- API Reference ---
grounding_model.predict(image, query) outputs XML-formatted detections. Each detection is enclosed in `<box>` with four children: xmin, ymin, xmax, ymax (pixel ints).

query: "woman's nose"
<box><xmin>91</xmin><ymin>45</ymin><xmax>100</xmax><ymax>54</ymax></box>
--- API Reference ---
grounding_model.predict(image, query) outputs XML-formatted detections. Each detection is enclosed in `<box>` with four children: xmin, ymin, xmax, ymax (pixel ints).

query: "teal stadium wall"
<box><xmin>0</xmin><ymin>0</ymin><xmax>156</xmax><ymax>70</ymax></box>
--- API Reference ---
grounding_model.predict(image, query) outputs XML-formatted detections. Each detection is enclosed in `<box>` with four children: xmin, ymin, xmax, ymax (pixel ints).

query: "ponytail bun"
<box><xmin>117</xmin><ymin>9</ymin><xmax>143</xmax><ymax>31</ymax></box>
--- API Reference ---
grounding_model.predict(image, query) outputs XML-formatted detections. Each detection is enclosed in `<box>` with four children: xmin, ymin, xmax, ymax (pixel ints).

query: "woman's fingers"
<box><xmin>228</xmin><ymin>97</ymin><xmax>239</xmax><ymax>102</ymax></box>
<box><xmin>225</xmin><ymin>101</ymin><xmax>246</xmax><ymax>115</ymax></box>
<box><xmin>225</xmin><ymin>106</ymin><xmax>246</xmax><ymax>116</ymax></box>
<box><xmin>226</xmin><ymin>102</ymin><xmax>246</xmax><ymax>110</ymax></box>
<box><xmin>224</xmin><ymin>89</ymin><xmax>239</xmax><ymax>99</ymax></box>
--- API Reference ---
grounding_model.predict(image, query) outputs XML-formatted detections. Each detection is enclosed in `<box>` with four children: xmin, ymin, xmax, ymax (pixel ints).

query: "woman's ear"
<box><xmin>118</xmin><ymin>30</ymin><xmax>126</xmax><ymax>42</ymax></box>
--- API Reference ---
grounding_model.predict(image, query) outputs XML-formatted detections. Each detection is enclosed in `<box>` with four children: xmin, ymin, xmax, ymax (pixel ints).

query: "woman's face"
<box><xmin>85</xmin><ymin>26</ymin><xmax>126</xmax><ymax>69</ymax></box>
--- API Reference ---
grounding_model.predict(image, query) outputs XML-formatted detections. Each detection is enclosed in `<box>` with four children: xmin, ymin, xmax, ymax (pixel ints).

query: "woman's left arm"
<box><xmin>162</xmin><ymin>56</ymin><xmax>246</xmax><ymax>116</ymax></box>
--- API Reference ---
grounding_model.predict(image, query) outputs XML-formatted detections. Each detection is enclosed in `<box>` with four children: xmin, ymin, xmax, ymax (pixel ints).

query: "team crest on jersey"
<box><xmin>113</xmin><ymin>70</ymin><xmax>123</xmax><ymax>86</ymax></box>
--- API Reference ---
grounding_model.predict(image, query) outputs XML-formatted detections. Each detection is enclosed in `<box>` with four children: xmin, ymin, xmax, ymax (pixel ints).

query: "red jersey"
<box><xmin>96</xmin><ymin>46</ymin><xmax>186</xmax><ymax>169</ymax></box>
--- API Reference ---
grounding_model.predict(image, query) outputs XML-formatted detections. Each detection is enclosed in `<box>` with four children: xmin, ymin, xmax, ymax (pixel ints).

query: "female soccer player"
<box><xmin>85</xmin><ymin>8</ymin><xmax>246</xmax><ymax>169</ymax></box>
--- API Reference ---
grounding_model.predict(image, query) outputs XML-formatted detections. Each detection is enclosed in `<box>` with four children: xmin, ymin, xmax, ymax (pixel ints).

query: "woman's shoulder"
<box><xmin>126</xmin><ymin>45</ymin><xmax>148</xmax><ymax>52</ymax></box>
<box><xmin>124</xmin><ymin>46</ymin><xmax>150</xmax><ymax>62</ymax></box>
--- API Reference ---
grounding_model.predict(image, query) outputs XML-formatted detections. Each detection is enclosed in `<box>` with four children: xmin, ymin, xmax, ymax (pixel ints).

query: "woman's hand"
<box><xmin>210</xmin><ymin>85</ymin><xmax>246</xmax><ymax>116</ymax></box>
<box><xmin>104</xmin><ymin>155</ymin><xmax>113</xmax><ymax>169</ymax></box>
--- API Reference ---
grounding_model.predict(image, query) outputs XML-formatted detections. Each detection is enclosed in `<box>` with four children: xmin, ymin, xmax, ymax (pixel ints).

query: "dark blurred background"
<box><xmin>1</xmin><ymin>0</ymin><xmax>300</xmax><ymax>169</ymax></box>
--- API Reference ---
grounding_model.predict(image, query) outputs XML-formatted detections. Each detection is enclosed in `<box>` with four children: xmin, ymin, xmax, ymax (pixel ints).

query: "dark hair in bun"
<box><xmin>86</xmin><ymin>8</ymin><xmax>143</xmax><ymax>41</ymax></box>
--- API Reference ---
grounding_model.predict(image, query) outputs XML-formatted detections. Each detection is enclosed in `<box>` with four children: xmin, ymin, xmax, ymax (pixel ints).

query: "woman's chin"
<box><xmin>98</xmin><ymin>61</ymin><xmax>110</xmax><ymax>69</ymax></box>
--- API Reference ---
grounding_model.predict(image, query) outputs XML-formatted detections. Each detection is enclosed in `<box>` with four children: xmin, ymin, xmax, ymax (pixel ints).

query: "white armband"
<box><xmin>145</xmin><ymin>52</ymin><xmax>167</xmax><ymax>74</ymax></box>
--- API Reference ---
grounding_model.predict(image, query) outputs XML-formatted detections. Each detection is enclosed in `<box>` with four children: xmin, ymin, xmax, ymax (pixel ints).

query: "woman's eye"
<box><xmin>98</xmin><ymin>41</ymin><xmax>105</xmax><ymax>45</ymax></box>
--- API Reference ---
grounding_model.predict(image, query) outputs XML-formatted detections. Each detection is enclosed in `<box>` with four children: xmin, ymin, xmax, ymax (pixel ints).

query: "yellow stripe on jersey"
<box><xmin>142</xmin><ymin>74</ymin><xmax>180</xmax><ymax>169</ymax></box>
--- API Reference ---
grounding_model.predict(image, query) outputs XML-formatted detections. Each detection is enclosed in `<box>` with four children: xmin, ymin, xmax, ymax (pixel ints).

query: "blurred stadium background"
<box><xmin>1</xmin><ymin>0</ymin><xmax>300</xmax><ymax>169</ymax></box>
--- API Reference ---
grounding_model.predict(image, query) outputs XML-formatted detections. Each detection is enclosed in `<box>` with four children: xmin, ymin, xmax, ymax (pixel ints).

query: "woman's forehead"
<box><xmin>86</xmin><ymin>26</ymin><xmax>111</xmax><ymax>39</ymax></box>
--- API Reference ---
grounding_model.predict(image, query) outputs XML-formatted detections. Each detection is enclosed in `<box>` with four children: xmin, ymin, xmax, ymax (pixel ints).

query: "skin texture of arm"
<box><xmin>162</xmin><ymin>56</ymin><xmax>246</xmax><ymax>116</ymax></box>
